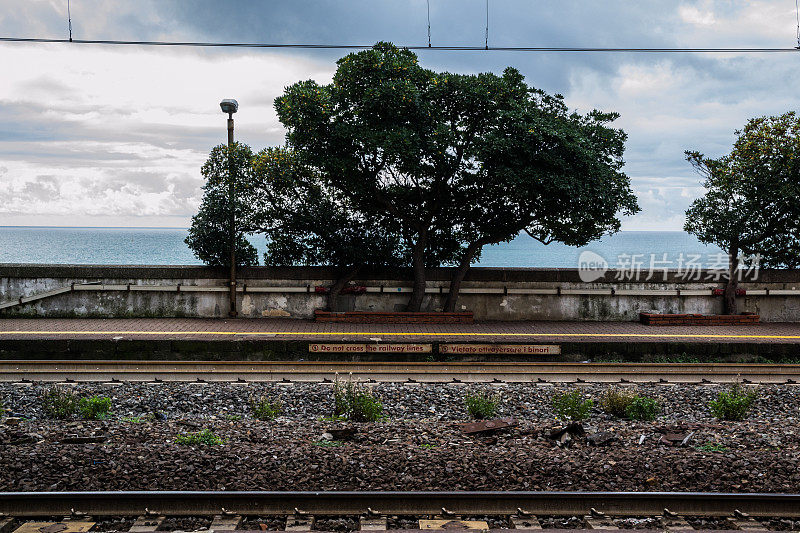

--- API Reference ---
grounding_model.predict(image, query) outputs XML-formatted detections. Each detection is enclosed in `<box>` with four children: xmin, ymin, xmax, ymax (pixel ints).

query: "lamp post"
<box><xmin>220</xmin><ymin>98</ymin><xmax>239</xmax><ymax>318</ymax></box>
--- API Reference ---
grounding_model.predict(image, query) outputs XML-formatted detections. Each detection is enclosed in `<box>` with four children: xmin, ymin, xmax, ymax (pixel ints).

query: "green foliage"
<box><xmin>599</xmin><ymin>388</ymin><xmax>659</xmax><ymax>420</ymax></box>
<box><xmin>40</xmin><ymin>386</ymin><xmax>78</xmax><ymax>419</ymax></box>
<box><xmin>685</xmin><ymin>112</ymin><xmax>800</xmax><ymax>269</ymax></box>
<box><xmin>274</xmin><ymin>42</ymin><xmax>637</xmax><ymax>311</ymax></box>
<box><xmin>249</xmin><ymin>147</ymin><xmax>408</xmax><ymax>309</ymax></box>
<box><xmin>185</xmin><ymin>142</ymin><xmax>259</xmax><ymax>267</ymax></box>
<box><xmin>313</xmin><ymin>440</ymin><xmax>344</xmax><ymax>447</ymax></box>
<box><xmin>685</xmin><ymin>112</ymin><xmax>800</xmax><ymax>314</ymax></box>
<box><xmin>419</xmin><ymin>443</ymin><xmax>437</xmax><ymax>449</ymax></box>
<box><xmin>78</xmin><ymin>396</ymin><xmax>112</xmax><ymax>420</ymax></box>
<box><xmin>696</xmin><ymin>442</ymin><xmax>727</xmax><ymax>453</ymax></box>
<box><xmin>552</xmin><ymin>389</ymin><xmax>593</xmax><ymax>421</ymax></box>
<box><xmin>598</xmin><ymin>387</ymin><xmax>636</xmax><ymax>418</ymax></box>
<box><xmin>333</xmin><ymin>377</ymin><xmax>384</xmax><ymax>422</ymax></box>
<box><xmin>224</xmin><ymin>414</ymin><xmax>242</xmax><ymax>421</ymax></box>
<box><xmin>464</xmin><ymin>391</ymin><xmax>500</xmax><ymax>419</ymax></box>
<box><xmin>250</xmin><ymin>394</ymin><xmax>283</xmax><ymax>421</ymax></box>
<box><xmin>175</xmin><ymin>428</ymin><xmax>224</xmax><ymax>446</ymax></box>
<box><xmin>625</xmin><ymin>396</ymin><xmax>659</xmax><ymax>421</ymax></box>
<box><xmin>122</xmin><ymin>416</ymin><xmax>146</xmax><ymax>424</ymax></box>
<box><xmin>709</xmin><ymin>383</ymin><xmax>758</xmax><ymax>421</ymax></box>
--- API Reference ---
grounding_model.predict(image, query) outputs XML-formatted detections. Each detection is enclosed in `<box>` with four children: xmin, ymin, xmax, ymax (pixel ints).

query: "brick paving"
<box><xmin>1</xmin><ymin>317</ymin><xmax>800</xmax><ymax>343</ymax></box>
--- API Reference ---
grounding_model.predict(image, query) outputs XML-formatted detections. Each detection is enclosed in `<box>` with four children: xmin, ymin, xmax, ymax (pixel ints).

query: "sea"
<box><xmin>0</xmin><ymin>227</ymin><xmax>726</xmax><ymax>269</ymax></box>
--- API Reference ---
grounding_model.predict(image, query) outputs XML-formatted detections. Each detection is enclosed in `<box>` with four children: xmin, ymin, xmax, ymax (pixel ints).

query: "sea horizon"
<box><xmin>0</xmin><ymin>227</ymin><xmax>725</xmax><ymax>268</ymax></box>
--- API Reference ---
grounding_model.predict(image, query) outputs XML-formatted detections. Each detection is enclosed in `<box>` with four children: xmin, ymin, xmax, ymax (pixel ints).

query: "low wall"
<box><xmin>2</xmin><ymin>264</ymin><xmax>800</xmax><ymax>321</ymax></box>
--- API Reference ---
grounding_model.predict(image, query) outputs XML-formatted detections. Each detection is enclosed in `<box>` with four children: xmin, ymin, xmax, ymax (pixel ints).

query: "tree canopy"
<box><xmin>185</xmin><ymin>143</ymin><xmax>259</xmax><ymax>267</ymax></box>
<box><xmin>685</xmin><ymin>111</ymin><xmax>800</xmax><ymax>313</ymax></box>
<box><xmin>275</xmin><ymin>42</ymin><xmax>638</xmax><ymax>310</ymax></box>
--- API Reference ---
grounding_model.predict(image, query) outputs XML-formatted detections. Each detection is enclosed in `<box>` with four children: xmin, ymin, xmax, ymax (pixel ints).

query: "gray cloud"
<box><xmin>0</xmin><ymin>0</ymin><xmax>798</xmax><ymax>227</ymax></box>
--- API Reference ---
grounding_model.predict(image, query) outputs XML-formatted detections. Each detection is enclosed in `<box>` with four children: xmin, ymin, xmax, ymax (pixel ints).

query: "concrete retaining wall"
<box><xmin>2</xmin><ymin>264</ymin><xmax>800</xmax><ymax>321</ymax></box>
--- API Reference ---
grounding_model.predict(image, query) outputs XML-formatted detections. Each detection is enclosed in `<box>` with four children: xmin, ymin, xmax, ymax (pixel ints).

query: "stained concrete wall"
<box><xmin>2</xmin><ymin>264</ymin><xmax>800</xmax><ymax>321</ymax></box>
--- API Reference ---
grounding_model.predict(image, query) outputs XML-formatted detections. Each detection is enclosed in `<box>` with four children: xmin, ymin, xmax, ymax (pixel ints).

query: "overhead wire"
<box><xmin>0</xmin><ymin>37</ymin><xmax>798</xmax><ymax>53</ymax></box>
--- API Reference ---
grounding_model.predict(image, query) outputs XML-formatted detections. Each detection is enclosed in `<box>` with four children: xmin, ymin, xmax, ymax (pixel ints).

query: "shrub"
<box><xmin>598</xmin><ymin>387</ymin><xmax>636</xmax><ymax>418</ymax></box>
<box><xmin>464</xmin><ymin>391</ymin><xmax>500</xmax><ymax>419</ymax></box>
<box><xmin>41</xmin><ymin>386</ymin><xmax>78</xmax><ymax>419</ymax></box>
<box><xmin>175</xmin><ymin>428</ymin><xmax>224</xmax><ymax>446</ymax></box>
<box><xmin>625</xmin><ymin>396</ymin><xmax>659</xmax><ymax>421</ymax></box>
<box><xmin>251</xmin><ymin>394</ymin><xmax>282</xmax><ymax>421</ymax></box>
<box><xmin>333</xmin><ymin>376</ymin><xmax>383</xmax><ymax>422</ymax></box>
<box><xmin>78</xmin><ymin>396</ymin><xmax>112</xmax><ymax>420</ymax></box>
<box><xmin>709</xmin><ymin>383</ymin><xmax>758</xmax><ymax>421</ymax></box>
<box><xmin>552</xmin><ymin>389</ymin><xmax>593</xmax><ymax>421</ymax></box>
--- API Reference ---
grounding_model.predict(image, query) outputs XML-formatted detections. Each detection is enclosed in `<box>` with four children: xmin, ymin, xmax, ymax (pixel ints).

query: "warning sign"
<box><xmin>440</xmin><ymin>344</ymin><xmax>560</xmax><ymax>355</ymax></box>
<box><xmin>309</xmin><ymin>343</ymin><xmax>432</xmax><ymax>353</ymax></box>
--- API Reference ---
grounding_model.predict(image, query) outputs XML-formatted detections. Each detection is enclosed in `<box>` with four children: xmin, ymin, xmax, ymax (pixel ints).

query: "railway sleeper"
<box><xmin>127</xmin><ymin>514</ymin><xmax>164</xmax><ymax>533</ymax></box>
<box><xmin>2</xmin><ymin>513</ymin><xmax>799</xmax><ymax>532</ymax></box>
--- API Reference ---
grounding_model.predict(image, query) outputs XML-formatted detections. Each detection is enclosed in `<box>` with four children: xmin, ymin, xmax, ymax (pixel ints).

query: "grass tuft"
<box><xmin>464</xmin><ymin>390</ymin><xmax>500</xmax><ymax>419</ymax></box>
<box><xmin>333</xmin><ymin>375</ymin><xmax>383</xmax><ymax>422</ymax></box>
<box><xmin>175</xmin><ymin>428</ymin><xmax>224</xmax><ymax>446</ymax></box>
<box><xmin>552</xmin><ymin>389</ymin><xmax>593</xmax><ymax>421</ymax></box>
<box><xmin>709</xmin><ymin>383</ymin><xmax>758</xmax><ymax>421</ymax></box>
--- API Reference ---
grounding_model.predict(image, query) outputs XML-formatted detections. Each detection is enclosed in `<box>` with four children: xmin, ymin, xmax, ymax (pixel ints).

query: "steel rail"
<box><xmin>1</xmin><ymin>491</ymin><xmax>799</xmax><ymax>517</ymax></box>
<box><xmin>1</xmin><ymin>361</ymin><xmax>800</xmax><ymax>383</ymax></box>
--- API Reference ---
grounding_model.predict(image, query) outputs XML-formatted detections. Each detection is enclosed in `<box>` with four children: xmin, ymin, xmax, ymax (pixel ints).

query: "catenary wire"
<box><xmin>0</xmin><ymin>36</ymin><xmax>798</xmax><ymax>52</ymax></box>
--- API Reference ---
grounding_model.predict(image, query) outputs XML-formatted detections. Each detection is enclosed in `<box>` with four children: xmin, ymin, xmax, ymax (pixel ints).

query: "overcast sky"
<box><xmin>0</xmin><ymin>0</ymin><xmax>798</xmax><ymax>229</ymax></box>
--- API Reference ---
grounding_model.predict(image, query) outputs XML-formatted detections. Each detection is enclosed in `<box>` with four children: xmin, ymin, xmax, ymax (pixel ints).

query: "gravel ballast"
<box><xmin>1</xmin><ymin>382</ymin><xmax>799</xmax><ymax>492</ymax></box>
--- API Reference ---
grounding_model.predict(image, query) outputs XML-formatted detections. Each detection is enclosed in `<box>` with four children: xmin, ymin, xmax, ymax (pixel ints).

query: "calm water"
<box><xmin>0</xmin><ymin>227</ymin><xmax>724</xmax><ymax>268</ymax></box>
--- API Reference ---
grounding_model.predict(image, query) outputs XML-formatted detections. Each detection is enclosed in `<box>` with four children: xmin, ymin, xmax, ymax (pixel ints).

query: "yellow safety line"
<box><xmin>1</xmin><ymin>330</ymin><xmax>800</xmax><ymax>339</ymax></box>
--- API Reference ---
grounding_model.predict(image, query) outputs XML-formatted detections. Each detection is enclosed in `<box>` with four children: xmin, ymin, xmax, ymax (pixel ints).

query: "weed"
<box><xmin>78</xmin><ymin>396</ymin><xmax>112</xmax><ymax>420</ymax></box>
<box><xmin>709</xmin><ymin>383</ymin><xmax>758</xmax><ymax>421</ymax></box>
<box><xmin>250</xmin><ymin>394</ymin><xmax>283</xmax><ymax>421</ymax></box>
<box><xmin>313</xmin><ymin>439</ymin><xmax>344</xmax><ymax>447</ymax></box>
<box><xmin>552</xmin><ymin>389</ymin><xmax>593</xmax><ymax>421</ymax></box>
<box><xmin>598</xmin><ymin>387</ymin><xmax>636</xmax><ymax>418</ymax></box>
<box><xmin>175</xmin><ymin>428</ymin><xmax>224</xmax><ymax>446</ymax></box>
<box><xmin>40</xmin><ymin>386</ymin><xmax>78</xmax><ymax>419</ymax></box>
<box><xmin>333</xmin><ymin>375</ymin><xmax>384</xmax><ymax>422</ymax></box>
<box><xmin>224</xmin><ymin>414</ymin><xmax>242</xmax><ymax>421</ymax></box>
<box><xmin>696</xmin><ymin>442</ymin><xmax>727</xmax><ymax>452</ymax></box>
<box><xmin>419</xmin><ymin>443</ymin><xmax>437</xmax><ymax>449</ymax></box>
<box><xmin>464</xmin><ymin>391</ymin><xmax>500</xmax><ymax>419</ymax></box>
<box><xmin>122</xmin><ymin>416</ymin><xmax>146</xmax><ymax>424</ymax></box>
<box><xmin>625</xmin><ymin>396</ymin><xmax>659</xmax><ymax>421</ymax></box>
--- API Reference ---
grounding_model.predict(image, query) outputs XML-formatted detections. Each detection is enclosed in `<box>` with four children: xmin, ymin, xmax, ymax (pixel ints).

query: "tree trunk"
<box><xmin>443</xmin><ymin>242</ymin><xmax>482</xmax><ymax>312</ymax></box>
<box><xmin>326</xmin><ymin>266</ymin><xmax>360</xmax><ymax>312</ymax></box>
<box><xmin>723</xmin><ymin>239</ymin><xmax>740</xmax><ymax>315</ymax></box>
<box><xmin>406</xmin><ymin>233</ymin><xmax>428</xmax><ymax>312</ymax></box>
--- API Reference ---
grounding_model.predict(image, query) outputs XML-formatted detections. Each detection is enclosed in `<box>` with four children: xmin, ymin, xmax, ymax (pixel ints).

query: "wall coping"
<box><xmin>0</xmin><ymin>263</ymin><xmax>793</xmax><ymax>284</ymax></box>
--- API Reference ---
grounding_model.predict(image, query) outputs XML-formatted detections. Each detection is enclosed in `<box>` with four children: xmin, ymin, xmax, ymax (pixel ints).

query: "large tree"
<box><xmin>685</xmin><ymin>112</ymin><xmax>800</xmax><ymax>314</ymax></box>
<box><xmin>276</xmin><ymin>42</ymin><xmax>637</xmax><ymax>311</ymax></box>
<box><xmin>186</xmin><ymin>143</ymin><xmax>259</xmax><ymax>267</ymax></box>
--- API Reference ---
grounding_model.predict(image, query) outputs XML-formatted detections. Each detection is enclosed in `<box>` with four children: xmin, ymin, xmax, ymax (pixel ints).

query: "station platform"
<box><xmin>1</xmin><ymin>317</ymin><xmax>799</xmax><ymax>361</ymax></box>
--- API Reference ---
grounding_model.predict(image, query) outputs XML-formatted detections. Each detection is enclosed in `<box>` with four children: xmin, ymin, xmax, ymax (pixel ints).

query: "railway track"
<box><xmin>1</xmin><ymin>491</ymin><xmax>799</xmax><ymax>531</ymax></box>
<box><xmin>1</xmin><ymin>360</ymin><xmax>800</xmax><ymax>384</ymax></box>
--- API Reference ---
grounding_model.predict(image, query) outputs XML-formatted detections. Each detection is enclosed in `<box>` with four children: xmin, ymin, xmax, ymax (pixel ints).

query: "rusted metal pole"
<box><xmin>227</xmin><ymin>113</ymin><xmax>237</xmax><ymax>318</ymax></box>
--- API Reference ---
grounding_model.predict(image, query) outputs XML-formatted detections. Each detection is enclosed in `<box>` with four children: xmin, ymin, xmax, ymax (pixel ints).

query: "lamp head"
<box><xmin>220</xmin><ymin>99</ymin><xmax>239</xmax><ymax>114</ymax></box>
